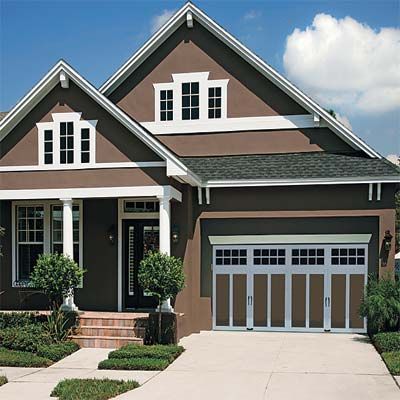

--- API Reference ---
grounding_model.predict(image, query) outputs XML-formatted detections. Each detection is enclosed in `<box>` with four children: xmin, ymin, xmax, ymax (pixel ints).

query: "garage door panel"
<box><xmin>292</xmin><ymin>274</ymin><xmax>306</xmax><ymax>328</ymax></box>
<box><xmin>350</xmin><ymin>274</ymin><xmax>365</xmax><ymax>329</ymax></box>
<box><xmin>254</xmin><ymin>274</ymin><xmax>268</xmax><ymax>327</ymax></box>
<box><xmin>309</xmin><ymin>274</ymin><xmax>324</xmax><ymax>328</ymax></box>
<box><xmin>331</xmin><ymin>274</ymin><xmax>346</xmax><ymax>329</ymax></box>
<box><xmin>216</xmin><ymin>274</ymin><xmax>230</xmax><ymax>326</ymax></box>
<box><xmin>233</xmin><ymin>274</ymin><xmax>247</xmax><ymax>327</ymax></box>
<box><xmin>271</xmin><ymin>274</ymin><xmax>285</xmax><ymax>327</ymax></box>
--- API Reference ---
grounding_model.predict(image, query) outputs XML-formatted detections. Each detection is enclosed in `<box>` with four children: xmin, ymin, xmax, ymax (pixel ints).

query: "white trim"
<box><xmin>0</xmin><ymin>185</ymin><xmax>182</xmax><ymax>201</ymax></box>
<box><xmin>100</xmin><ymin>3</ymin><xmax>380</xmax><ymax>158</ymax></box>
<box><xmin>11</xmin><ymin>199</ymin><xmax>83</xmax><ymax>288</ymax></box>
<box><xmin>0</xmin><ymin>61</ymin><xmax>201</xmax><ymax>184</ymax></box>
<box><xmin>0</xmin><ymin>161</ymin><xmax>166</xmax><ymax>172</ymax></box>
<box><xmin>209</xmin><ymin>234</ymin><xmax>372</xmax><ymax>245</ymax></box>
<box><xmin>377</xmin><ymin>183</ymin><xmax>382</xmax><ymax>201</ymax></box>
<box><xmin>142</xmin><ymin>114</ymin><xmax>315</xmax><ymax>135</ymax></box>
<box><xmin>205</xmin><ymin>177</ymin><xmax>400</xmax><ymax>188</ymax></box>
<box><xmin>368</xmin><ymin>183</ymin><xmax>373</xmax><ymax>201</ymax></box>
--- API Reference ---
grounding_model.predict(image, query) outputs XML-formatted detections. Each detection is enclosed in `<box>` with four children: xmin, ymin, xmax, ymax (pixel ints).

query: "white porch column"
<box><xmin>60</xmin><ymin>198</ymin><xmax>77</xmax><ymax>311</ymax></box>
<box><xmin>158</xmin><ymin>194</ymin><xmax>173</xmax><ymax>312</ymax></box>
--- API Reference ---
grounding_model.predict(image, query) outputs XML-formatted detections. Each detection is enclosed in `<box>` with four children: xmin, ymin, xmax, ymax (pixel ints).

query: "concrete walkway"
<box><xmin>0</xmin><ymin>348</ymin><xmax>158</xmax><ymax>400</ymax></box>
<box><xmin>115</xmin><ymin>331</ymin><xmax>399</xmax><ymax>400</ymax></box>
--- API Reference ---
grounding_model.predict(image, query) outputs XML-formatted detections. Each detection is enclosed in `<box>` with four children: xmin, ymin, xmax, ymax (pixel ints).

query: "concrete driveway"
<box><xmin>116</xmin><ymin>331</ymin><xmax>399</xmax><ymax>400</ymax></box>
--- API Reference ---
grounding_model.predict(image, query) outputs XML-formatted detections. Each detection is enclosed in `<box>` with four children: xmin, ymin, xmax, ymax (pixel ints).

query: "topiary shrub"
<box><xmin>37</xmin><ymin>341</ymin><xmax>79</xmax><ymax>362</ymax></box>
<box><xmin>373</xmin><ymin>332</ymin><xmax>400</xmax><ymax>353</ymax></box>
<box><xmin>98</xmin><ymin>357</ymin><xmax>170</xmax><ymax>371</ymax></box>
<box><xmin>29</xmin><ymin>253</ymin><xmax>85</xmax><ymax>308</ymax></box>
<box><xmin>359</xmin><ymin>274</ymin><xmax>400</xmax><ymax>333</ymax></box>
<box><xmin>138</xmin><ymin>251</ymin><xmax>185</xmax><ymax>344</ymax></box>
<box><xmin>0</xmin><ymin>312</ymin><xmax>45</xmax><ymax>329</ymax></box>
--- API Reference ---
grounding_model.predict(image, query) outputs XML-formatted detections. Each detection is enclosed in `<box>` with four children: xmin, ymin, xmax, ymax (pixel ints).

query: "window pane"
<box><xmin>44</xmin><ymin>130</ymin><xmax>53</xmax><ymax>141</ymax></box>
<box><xmin>18</xmin><ymin>244</ymin><xmax>43</xmax><ymax>280</ymax></box>
<box><xmin>81</xmin><ymin>128</ymin><xmax>89</xmax><ymax>140</ymax></box>
<box><xmin>182</xmin><ymin>83</ymin><xmax>190</xmax><ymax>94</ymax></box>
<box><xmin>44</xmin><ymin>154</ymin><xmax>53</xmax><ymax>164</ymax></box>
<box><xmin>81</xmin><ymin>153</ymin><xmax>89</xmax><ymax>163</ymax></box>
<box><xmin>191</xmin><ymin>82</ymin><xmax>199</xmax><ymax>93</ymax></box>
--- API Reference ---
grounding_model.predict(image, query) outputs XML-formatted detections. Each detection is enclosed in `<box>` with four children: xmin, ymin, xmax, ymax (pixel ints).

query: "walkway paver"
<box><xmin>0</xmin><ymin>348</ymin><xmax>158</xmax><ymax>400</ymax></box>
<box><xmin>115</xmin><ymin>331</ymin><xmax>399</xmax><ymax>400</ymax></box>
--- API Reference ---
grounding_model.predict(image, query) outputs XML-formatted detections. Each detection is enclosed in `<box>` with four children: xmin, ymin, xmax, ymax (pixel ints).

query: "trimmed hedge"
<box><xmin>373</xmin><ymin>332</ymin><xmax>400</xmax><ymax>353</ymax></box>
<box><xmin>381</xmin><ymin>352</ymin><xmax>400</xmax><ymax>375</ymax></box>
<box><xmin>0</xmin><ymin>312</ymin><xmax>45</xmax><ymax>329</ymax></box>
<box><xmin>98</xmin><ymin>357</ymin><xmax>169</xmax><ymax>371</ymax></box>
<box><xmin>51</xmin><ymin>378</ymin><xmax>139</xmax><ymax>400</ymax></box>
<box><xmin>0</xmin><ymin>376</ymin><xmax>7</xmax><ymax>387</ymax></box>
<box><xmin>37</xmin><ymin>341</ymin><xmax>79</xmax><ymax>362</ymax></box>
<box><xmin>0</xmin><ymin>324</ymin><xmax>52</xmax><ymax>353</ymax></box>
<box><xmin>108</xmin><ymin>344</ymin><xmax>184</xmax><ymax>362</ymax></box>
<box><xmin>0</xmin><ymin>348</ymin><xmax>52</xmax><ymax>367</ymax></box>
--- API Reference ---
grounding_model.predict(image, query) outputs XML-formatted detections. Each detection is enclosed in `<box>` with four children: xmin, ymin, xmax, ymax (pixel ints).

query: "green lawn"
<box><xmin>98</xmin><ymin>343</ymin><xmax>184</xmax><ymax>371</ymax></box>
<box><xmin>0</xmin><ymin>376</ymin><xmax>8</xmax><ymax>387</ymax></box>
<box><xmin>0</xmin><ymin>348</ymin><xmax>52</xmax><ymax>368</ymax></box>
<box><xmin>381</xmin><ymin>352</ymin><xmax>400</xmax><ymax>375</ymax></box>
<box><xmin>51</xmin><ymin>378</ymin><xmax>139</xmax><ymax>400</ymax></box>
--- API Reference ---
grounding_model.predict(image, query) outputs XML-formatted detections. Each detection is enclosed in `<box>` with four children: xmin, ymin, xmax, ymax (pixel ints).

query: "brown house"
<box><xmin>1</xmin><ymin>3</ymin><xmax>399</xmax><ymax>340</ymax></box>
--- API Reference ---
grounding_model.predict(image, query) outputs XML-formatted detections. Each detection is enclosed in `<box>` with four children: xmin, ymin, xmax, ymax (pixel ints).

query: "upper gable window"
<box><xmin>153</xmin><ymin>72</ymin><xmax>228</xmax><ymax>123</ymax></box>
<box><xmin>37</xmin><ymin>113</ymin><xmax>97</xmax><ymax>168</ymax></box>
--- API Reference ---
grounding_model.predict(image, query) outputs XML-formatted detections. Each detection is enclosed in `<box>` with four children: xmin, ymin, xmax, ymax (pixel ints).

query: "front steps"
<box><xmin>70</xmin><ymin>311</ymin><xmax>149</xmax><ymax>348</ymax></box>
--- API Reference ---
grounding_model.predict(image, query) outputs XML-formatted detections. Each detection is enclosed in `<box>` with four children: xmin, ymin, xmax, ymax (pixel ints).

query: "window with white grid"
<box><xmin>160</xmin><ymin>90</ymin><xmax>173</xmax><ymax>121</ymax></box>
<box><xmin>331</xmin><ymin>248</ymin><xmax>366</xmax><ymax>265</ymax></box>
<box><xmin>292</xmin><ymin>248</ymin><xmax>325</xmax><ymax>265</ymax></box>
<box><xmin>215</xmin><ymin>249</ymin><xmax>247</xmax><ymax>265</ymax></box>
<box><xmin>254</xmin><ymin>248</ymin><xmax>286</xmax><ymax>265</ymax></box>
<box><xmin>208</xmin><ymin>87</ymin><xmax>222</xmax><ymax>119</ymax></box>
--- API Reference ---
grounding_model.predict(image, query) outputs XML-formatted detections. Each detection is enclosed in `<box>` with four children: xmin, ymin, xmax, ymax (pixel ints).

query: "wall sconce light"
<box><xmin>172</xmin><ymin>225</ymin><xmax>179</xmax><ymax>244</ymax></box>
<box><xmin>383</xmin><ymin>230</ymin><xmax>393</xmax><ymax>252</ymax></box>
<box><xmin>107</xmin><ymin>225</ymin><xmax>116</xmax><ymax>245</ymax></box>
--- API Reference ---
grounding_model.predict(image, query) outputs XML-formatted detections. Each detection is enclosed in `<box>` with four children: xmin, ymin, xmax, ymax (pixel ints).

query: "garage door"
<box><xmin>212</xmin><ymin>241</ymin><xmax>368</xmax><ymax>333</ymax></box>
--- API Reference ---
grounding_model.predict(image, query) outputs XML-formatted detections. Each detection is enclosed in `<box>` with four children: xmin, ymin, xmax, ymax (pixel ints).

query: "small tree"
<box><xmin>30</xmin><ymin>253</ymin><xmax>85</xmax><ymax>308</ymax></box>
<box><xmin>359</xmin><ymin>273</ymin><xmax>400</xmax><ymax>333</ymax></box>
<box><xmin>138</xmin><ymin>251</ymin><xmax>185</xmax><ymax>343</ymax></box>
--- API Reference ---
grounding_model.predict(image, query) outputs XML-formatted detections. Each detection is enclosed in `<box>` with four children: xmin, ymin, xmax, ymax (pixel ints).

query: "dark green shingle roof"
<box><xmin>179</xmin><ymin>152</ymin><xmax>400</xmax><ymax>182</ymax></box>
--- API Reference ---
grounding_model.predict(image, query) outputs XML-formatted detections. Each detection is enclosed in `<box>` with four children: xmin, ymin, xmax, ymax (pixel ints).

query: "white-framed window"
<box><xmin>292</xmin><ymin>248</ymin><xmax>325</xmax><ymax>265</ymax></box>
<box><xmin>331</xmin><ymin>248</ymin><xmax>366</xmax><ymax>265</ymax></box>
<box><xmin>215</xmin><ymin>248</ymin><xmax>247</xmax><ymax>265</ymax></box>
<box><xmin>153</xmin><ymin>72</ymin><xmax>228</xmax><ymax>123</ymax></box>
<box><xmin>253</xmin><ymin>248</ymin><xmax>285</xmax><ymax>265</ymax></box>
<box><xmin>12</xmin><ymin>200</ymin><xmax>83</xmax><ymax>286</ymax></box>
<box><xmin>37</xmin><ymin>112</ymin><xmax>97</xmax><ymax>168</ymax></box>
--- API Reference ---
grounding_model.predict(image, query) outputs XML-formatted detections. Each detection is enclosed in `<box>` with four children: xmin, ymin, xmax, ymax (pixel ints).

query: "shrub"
<box><xmin>51</xmin><ymin>378</ymin><xmax>139</xmax><ymax>400</ymax></box>
<box><xmin>37</xmin><ymin>341</ymin><xmax>79</xmax><ymax>362</ymax></box>
<box><xmin>0</xmin><ymin>376</ymin><xmax>7</xmax><ymax>387</ymax></box>
<box><xmin>30</xmin><ymin>253</ymin><xmax>85</xmax><ymax>307</ymax></box>
<box><xmin>0</xmin><ymin>348</ymin><xmax>52</xmax><ymax>367</ymax></box>
<box><xmin>45</xmin><ymin>308</ymin><xmax>73</xmax><ymax>342</ymax></box>
<box><xmin>381</xmin><ymin>352</ymin><xmax>400</xmax><ymax>375</ymax></box>
<box><xmin>98</xmin><ymin>357</ymin><xmax>169</xmax><ymax>371</ymax></box>
<box><xmin>108</xmin><ymin>344</ymin><xmax>184</xmax><ymax>361</ymax></box>
<box><xmin>373</xmin><ymin>332</ymin><xmax>400</xmax><ymax>353</ymax></box>
<box><xmin>359</xmin><ymin>274</ymin><xmax>400</xmax><ymax>333</ymax></box>
<box><xmin>138</xmin><ymin>251</ymin><xmax>185</xmax><ymax>343</ymax></box>
<box><xmin>0</xmin><ymin>324</ymin><xmax>52</xmax><ymax>353</ymax></box>
<box><xmin>145</xmin><ymin>312</ymin><xmax>177</xmax><ymax>345</ymax></box>
<box><xmin>0</xmin><ymin>312</ymin><xmax>44</xmax><ymax>329</ymax></box>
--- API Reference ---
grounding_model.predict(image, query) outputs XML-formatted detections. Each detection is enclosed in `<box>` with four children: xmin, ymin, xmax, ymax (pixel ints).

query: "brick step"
<box><xmin>70</xmin><ymin>335</ymin><xmax>143</xmax><ymax>349</ymax></box>
<box><xmin>78</xmin><ymin>325</ymin><xmax>146</xmax><ymax>338</ymax></box>
<box><xmin>79</xmin><ymin>316</ymin><xmax>149</xmax><ymax>328</ymax></box>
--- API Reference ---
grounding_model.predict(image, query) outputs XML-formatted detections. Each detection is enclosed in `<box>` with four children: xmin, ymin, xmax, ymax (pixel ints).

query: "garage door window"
<box><xmin>215</xmin><ymin>249</ymin><xmax>247</xmax><ymax>265</ymax></box>
<box><xmin>253</xmin><ymin>249</ymin><xmax>285</xmax><ymax>265</ymax></box>
<box><xmin>331</xmin><ymin>248</ymin><xmax>365</xmax><ymax>265</ymax></box>
<box><xmin>292</xmin><ymin>248</ymin><xmax>324</xmax><ymax>265</ymax></box>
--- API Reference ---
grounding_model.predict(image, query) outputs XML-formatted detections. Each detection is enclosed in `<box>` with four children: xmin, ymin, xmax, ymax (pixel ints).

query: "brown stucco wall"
<box><xmin>0</xmin><ymin>168</ymin><xmax>169</xmax><ymax>190</ymax></box>
<box><xmin>110</xmin><ymin>23</ymin><xmax>306</xmax><ymax>121</ymax></box>
<box><xmin>0</xmin><ymin>81</ymin><xmax>162</xmax><ymax>167</ymax></box>
<box><xmin>158</xmin><ymin>128</ymin><xmax>354</xmax><ymax>156</ymax></box>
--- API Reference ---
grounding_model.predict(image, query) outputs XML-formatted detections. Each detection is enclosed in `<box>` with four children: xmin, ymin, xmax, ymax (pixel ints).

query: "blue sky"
<box><xmin>1</xmin><ymin>0</ymin><xmax>399</xmax><ymax>157</ymax></box>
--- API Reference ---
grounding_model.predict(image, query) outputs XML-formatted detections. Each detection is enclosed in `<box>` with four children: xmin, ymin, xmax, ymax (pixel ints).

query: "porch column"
<box><xmin>60</xmin><ymin>198</ymin><xmax>78</xmax><ymax>311</ymax></box>
<box><xmin>158</xmin><ymin>194</ymin><xmax>173</xmax><ymax>312</ymax></box>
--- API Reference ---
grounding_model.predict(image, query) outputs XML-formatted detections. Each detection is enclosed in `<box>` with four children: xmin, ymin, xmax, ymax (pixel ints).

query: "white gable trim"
<box><xmin>0</xmin><ymin>60</ymin><xmax>201</xmax><ymax>186</ymax></box>
<box><xmin>100</xmin><ymin>2</ymin><xmax>380</xmax><ymax>159</ymax></box>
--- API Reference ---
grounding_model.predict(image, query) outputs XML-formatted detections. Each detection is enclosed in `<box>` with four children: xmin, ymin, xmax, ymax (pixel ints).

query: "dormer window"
<box><xmin>37</xmin><ymin>112</ymin><xmax>97</xmax><ymax>168</ymax></box>
<box><xmin>153</xmin><ymin>72</ymin><xmax>228</xmax><ymax>123</ymax></box>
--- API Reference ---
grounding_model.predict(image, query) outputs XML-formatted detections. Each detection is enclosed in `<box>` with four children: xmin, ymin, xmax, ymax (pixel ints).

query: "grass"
<box><xmin>373</xmin><ymin>332</ymin><xmax>400</xmax><ymax>353</ymax></box>
<box><xmin>98</xmin><ymin>343</ymin><xmax>185</xmax><ymax>371</ymax></box>
<box><xmin>0</xmin><ymin>348</ymin><xmax>52</xmax><ymax>367</ymax></box>
<box><xmin>51</xmin><ymin>378</ymin><xmax>139</xmax><ymax>400</ymax></box>
<box><xmin>0</xmin><ymin>376</ymin><xmax>8</xmax><ymax>387</ymax></box>
<box><xmin>381</xmin><ymin>352</ymin><xmax>400</xmax><ymax>375</ymax></box>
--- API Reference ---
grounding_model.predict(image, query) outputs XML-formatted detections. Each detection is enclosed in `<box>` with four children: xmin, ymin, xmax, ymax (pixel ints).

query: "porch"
<box><xmin>0</xmin><ymin>185</ymin><xmax>182</xmax><ymax>313</ymax></box>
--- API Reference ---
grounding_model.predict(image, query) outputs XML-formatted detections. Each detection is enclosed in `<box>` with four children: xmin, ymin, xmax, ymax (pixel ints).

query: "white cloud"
<box><xmin>283</xmin><ymin>14</ymin><xmax>400</xmax><ymax>114</ymax></box>
<box><xmin>386</xmin><ymin>154</ymin><xmax>400</xmax><ymax>165</ymax></box>
<box><xmin>151</xmin><ymin>9</ymin><xmax>175</xmax><ymax>34</ymax></box>
<box><xmin>335</xmin><ymin>113</ymin><xmax>352</xmax><ymax>130</ymax></box>
<box><xmin>243</xmin><ymin>10</ymin><xmax>261</xmax><ymax>21</ymax></box>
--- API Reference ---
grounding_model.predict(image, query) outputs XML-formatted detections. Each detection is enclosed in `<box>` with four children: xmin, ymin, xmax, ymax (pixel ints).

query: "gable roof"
<box><xmin>179</xmin><ymin>153</ymin><xmax>400</xmax><ymax>186</ymax></box>
<box><xmin>0</xmin><ymin>60</ymin><xmax>201</xmax><ymax>185</ymax></box>
<box><xmin>100</xmin><ymin>2</ymin><xmax>380</xmax><ymax>159</ymax></box>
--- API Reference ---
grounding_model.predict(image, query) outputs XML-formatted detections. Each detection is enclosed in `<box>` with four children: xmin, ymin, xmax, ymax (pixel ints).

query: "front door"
<box><xmin>123</xmin><ymin>219</ymin><xmax>159</xmax><ymax>309</ymax></box>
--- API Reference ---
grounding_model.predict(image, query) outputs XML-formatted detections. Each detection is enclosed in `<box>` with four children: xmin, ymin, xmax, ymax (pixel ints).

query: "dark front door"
<box><xmin>123</xmin><ymin>219</ymin><xmax>159</xmax><ymax>309</ymax></box>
